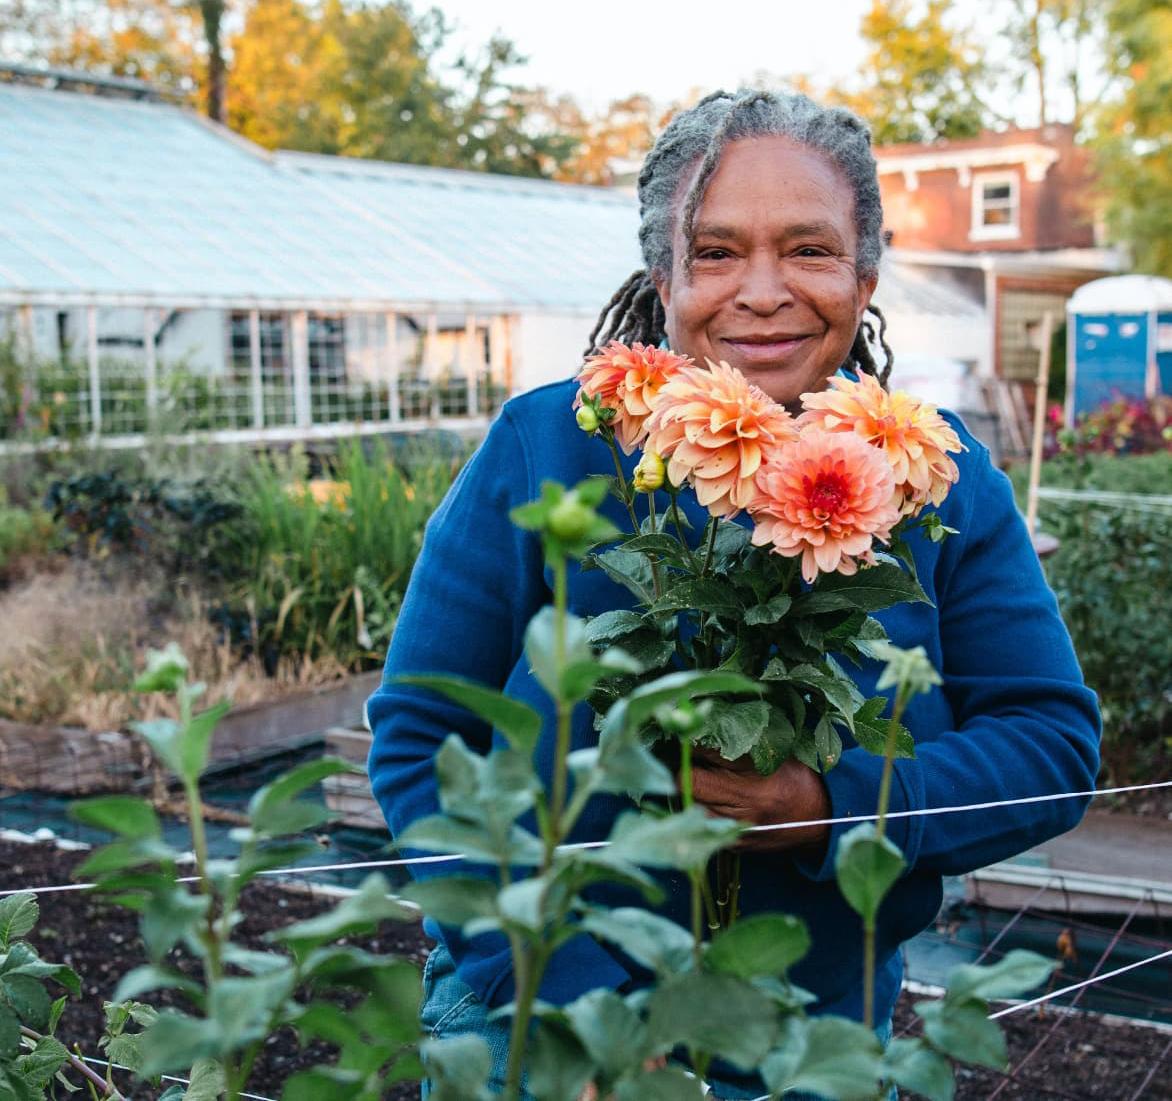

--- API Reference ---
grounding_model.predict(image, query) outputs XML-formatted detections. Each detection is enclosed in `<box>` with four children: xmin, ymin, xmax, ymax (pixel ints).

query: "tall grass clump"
<box><xmin>229</xmin><ymin>437</ymin><xmax>461</xmax><ymax>670</ymax></box>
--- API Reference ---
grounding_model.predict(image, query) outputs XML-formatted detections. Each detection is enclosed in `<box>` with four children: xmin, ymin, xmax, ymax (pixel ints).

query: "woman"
<box><xmin>367</xmin><ymin>89</ymin><xmax>1100</xmax><ymax>1099</ymax></box>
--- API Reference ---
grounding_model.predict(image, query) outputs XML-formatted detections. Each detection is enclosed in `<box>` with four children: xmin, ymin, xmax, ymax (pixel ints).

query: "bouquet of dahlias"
<box><xmin>574</xmin><ymin>341</ymin><xmax>965</xmax><ymax>928</ymax></box>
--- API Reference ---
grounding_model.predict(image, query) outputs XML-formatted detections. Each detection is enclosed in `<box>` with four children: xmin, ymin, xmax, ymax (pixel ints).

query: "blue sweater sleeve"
<box><xmin>798</xmin><ymin>441</ymin><xmax>1102</xmax><ymax>881</ymax></box>
<box><xmin>366</xmin><ymin>404</ymin><xmax>631</xmax><ymax>1007</ymax></box>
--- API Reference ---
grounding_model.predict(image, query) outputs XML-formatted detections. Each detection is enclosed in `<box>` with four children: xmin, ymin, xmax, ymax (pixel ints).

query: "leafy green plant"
<box><xmin>0</xmin><ymin>494</ymin><xmax>56</xmax><ymax>583</ymax></box>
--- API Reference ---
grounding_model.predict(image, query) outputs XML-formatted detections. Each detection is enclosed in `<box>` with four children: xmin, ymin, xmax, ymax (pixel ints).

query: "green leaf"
<box><xmin>792</xmin><ymin>725</ymin><xmax>819</xmax><ymax>771</ymax></box>
<box><xmin>420</xmin><ymin>1033</ymin><xmax>493</xmax><ymax>1101</ymax></box>
<box><xmin>525</xmin><ymin>607</ymin><xmax>592</xmax><ymax>699</ymax></box>
<box><xmin>578</xmin><ymin>908</ymin><xmax>693</xmax><ymax>977</ymax></box>
<box><xmin>799</xmin><ymin>562</ymin><xmax>929</xmax><ymax>614</ymax></box>
<box><xmin>138</xmin><ymin>1011</ymin><xmax>222</xmax><ymax>1076</ymax></box>
<box><xmin>561</xmin><ymin>648</ymin><xmax>644</xmax><ymax>702</ymax></box>
<box><xmin>396</xmin><ymin>675</ymin><xmax>542</xmax><ymax>753</ymax></box>
<box><xmin>749</xmin><ymin>706</ymin><xmax>796</xmax><ymax>775</ymax></box>
<box><xmin>707</xmin><ymin>520</ymin><xmax>751</xmax><ymax>572</ymax></box>
<box><xmin>615</xmin><ymin>1066</ymin><xmax>708</xmax><ymax>1101</ymax></box>
<box><xmin>705</xmin><ymin>914</ymin><xmax>810</xmax><ymax>979</ymax></box>
<box><xmin>180</xmin><ymin>699</ymin><xmax>232</xmax><ymax>782</ymax></box>
<box><xmin>399</xmin><ymin>877</ymin><xmax>498</xmax><ymax>928</ymax></box>
<box><xmin>112</xmin><ymin>965</ymin><xmax>203</xmax><ymax>1005</ymax></box>
<box><xmin>274</xmin><ymin>874</ymin><xmax>414</xmax><ymax>956</ymax></box>
<box><xmin>865</xmin><ymin>640</ymin><xmax>943</xmax><ymax>696</ymax></box>
<box><xmin>208</xmin><ymin>969</ymin><xmax>297</xmax><ymax>1048</ymax></box>
<box><xmin>584</xmin><ymin>609</ymin><xmax>647</xmax><ymax>645</ymax></box>
<box><xmin>850</xmin><ymin>697</ymin><xmax>916</xmax><ymax>759</ymax></box>
<box><xmin>883</xmin><ymin>1037</ymin><xmax>955</xmax><ymax>1101</ymax></box>
<box><xmin>0</xmin><ymin>1004</ymin><xmax>19</xmax><ymax>1059</ymax></box>
<box><xmin>183</xmin><ymin>1058</ymin><xmax>227</xmax><ymax>1101</ymax></box>
<box><xmin>760</xmin><ymin>1016</ymin><xmax>884</xmax><ymax>1099</ymax></box>
<box><xmin>132</xmin><ymin>643</ymin><xmax>189</xmax><ymax>694</ymax></box>
<box><xmin>605</xmin><ymin>807</ymin><xmax>740</xmax><ymax>871</ymax></box>
<box><xmin>2</xmin><ymin>973</ymin><xmax>51</xmax><ymax>1029</ymax></box>
<box><xmin>944</xmin><ymin>949</ymin><xmax>1055</xmax><ymax>1003</ymax></box>
<box><xmin>916</xmin><ymin>997</ymin><xmax>1007</xmax><ymax>1069</ymax></box>
<box><xmin>622</xmin><ymin>532</ymin><xmax>693</xmax><ymax>567</ymax></box>
<box><xmin>650</xmin><ymin>578</ymin><xmax>743</xmax><ymax>616</ymax></box>
<box><xmin>527</xmin><ymin>1020</ymin><xmax>593</xmax><ymax>1101</ymax></box>
<box><xmin>14</xmin><ymin>1035</ymin><xmax>68</xmax><ymax>1089</ymax></box>
<box><xmin>695</xmin><ymin>699</ymin><xmax>771</xmax><ymax>761</ymax></box>
<box><xmin>564</xmin><ymin>989</ymin><xmax>648</xmax><ymax>1077</ymax></box>
<box><xmin>646</xmin><ymin>972</ymin><xmax>776</xmax><ymax>1069</ymax></box>
<box><xmin>586</xmin><ymin>547</ymin><xmax>657</xmax><ymax>605</ymax></box>
<box><xmin>398</xmin><ymin>814</ymin><xmax>543</xmax><ymax>866</ymax></box>
<box><xmin>744</xmin><ymin>593</ymin><xmax>793</xmax><ymax>625</ymax></box>
<box><xmin>603</xmin><ymin>669</ymin><xmax>762</xmax><ymax>740</ymax></box>
<box><xmin>69</xmin><ymin>796</ymin><xmax>161</xmax><ymax>840</ymax></box>
<box><xmin>128</xmin><ymin>716</ymin><xmax>183</xmax><ymax>776</ymax></box>
<box><xmin>790</xmin><ymin>663</ymin><xmax>861</xmax><ymax>731</ymax></box>
<box><xmin>814</xmin><ymin>713</ymin><xmax>843</xmax><ymax>771</ymax></box>
<box><xmin>0</xmin><ymin>944</ymin><xmax>80</xmax><ymax>997</ymax></box>
<box><xmin>835</xmin><ymin>824</ymin><xmax>907</xmax><ymax>923</ymax></box>
<box><xmin>141</xmin><ymin>889</ymin><xmax>209</xmax><ymax>961</ymax></box>
<box><xmin>247</xmin><ymin>756</ymin><xmax>360</xmax><ymax>836</ymax></box>
<box><xmin>74</xmin><ymin>837</ymin><xmax>178</xmax><ymax>879</ymax></box>
<box><xmin>0</xmin><ymin>894</ymin><xmax>38</xmax><ymax>948</ymax></box>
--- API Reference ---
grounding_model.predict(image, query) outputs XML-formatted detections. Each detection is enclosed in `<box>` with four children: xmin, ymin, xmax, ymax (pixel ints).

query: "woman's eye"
<box><xmin>696</xmin><ymin>247</ymin><xmax>733</xmax><ymax>261</ymax></box>
<box><xmin>795</xmin><ymin>246</ymin><xmax>830</xmax><ymax>258</ymax></box>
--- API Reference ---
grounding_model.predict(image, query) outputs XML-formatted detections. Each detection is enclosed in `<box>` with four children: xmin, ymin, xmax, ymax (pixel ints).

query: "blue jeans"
<box><xmin>419</xmin><ymin>941</ymin><xmax>895</xmax><ymax>1100</ymax></box>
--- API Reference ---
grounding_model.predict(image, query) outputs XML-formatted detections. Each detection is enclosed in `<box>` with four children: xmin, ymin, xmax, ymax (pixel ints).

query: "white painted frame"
<box><xmin>970</xmin><ymin>171</ymin><xmax>1021</xmax><ymax>243</ymax></box>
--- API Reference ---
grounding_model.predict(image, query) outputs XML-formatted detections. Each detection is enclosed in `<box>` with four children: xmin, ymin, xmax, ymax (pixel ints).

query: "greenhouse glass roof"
<box><xmin>0</xmin><ymin>82</ymin><xmax>641</xmax><ymax>310</ymax></box>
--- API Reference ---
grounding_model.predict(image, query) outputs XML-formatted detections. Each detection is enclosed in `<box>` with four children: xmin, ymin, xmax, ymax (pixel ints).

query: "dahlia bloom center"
<box><xmin>806</xmin><ymin>472</ymin><xmax>848</xmax><ymax>519</ymax></box>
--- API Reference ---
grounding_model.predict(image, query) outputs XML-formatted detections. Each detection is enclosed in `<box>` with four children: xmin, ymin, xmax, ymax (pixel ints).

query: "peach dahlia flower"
<box><xmin>574</xmin><ymin>341</ymin><xmax>691</xmax><ymax>454</ymax></box>
<box><xmin>749</xmin><ymin>428</ymin><xmax>900</xmax><ymax>583</ymax></box>
<box><xmin>644</xmin><ymin>360</ymin><xmax>798</xmax><ymax>519</ymax></box>
<box><xmin>798</xmin><ymin>372</ymin><xmax>965</xmax><ymax>516</ymax></box>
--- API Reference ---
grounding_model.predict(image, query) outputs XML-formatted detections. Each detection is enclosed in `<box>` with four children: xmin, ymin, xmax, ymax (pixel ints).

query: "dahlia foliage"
<box><xmin>574</xmin><ymin>343</ymin><xmax>965</xmax><ymax>849</ymax></box>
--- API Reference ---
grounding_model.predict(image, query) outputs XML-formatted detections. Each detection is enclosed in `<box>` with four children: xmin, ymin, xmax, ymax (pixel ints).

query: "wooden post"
<box><xmin>1026</xmin><ymin>311</ymin><xmax>1054</xmax><ymax>539</ymax></box>
<box><xmin>86</xmin><ymin>305</ymin><xmax>101</xmax><ymax>437</ymax></box>
<box><xmin>427</xmin><ymin>311</ymin><xmax>440</xmax><ymax>420</ymax></box>
<box><xmin>385</xmin><ymin>312</ymin><xmax>401</xmax><ymax>424</ymax></box>
<box><xmin>143</xmin><ymin>307</ymin><xmax>158</xmax><ymax>433</ymax></box>
<box><xmin>465</xmin><ymin>313</ymin><xmax>479</xmax><ymax>416</ymax></box>
<box><xmin>248</xmin><ymin>308</ymin><xmax>264</xmax><ymax>429</ymax></box>
<box><xmin>291</xmin><ymin>310</ymin><xmax>311</xmax><ymax>428</ymax></box>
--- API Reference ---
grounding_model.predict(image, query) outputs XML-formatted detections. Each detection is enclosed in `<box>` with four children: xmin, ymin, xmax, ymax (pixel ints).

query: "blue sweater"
<box><xmin>367</xmin><ymin>378</ymin><xmax>1100</xmax><ymax>1035</ymax></box>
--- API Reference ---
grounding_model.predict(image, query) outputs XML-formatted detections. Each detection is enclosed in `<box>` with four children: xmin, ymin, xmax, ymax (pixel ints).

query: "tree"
<box><xmin>1093</xmin><ymin>0</ymin><xmax>1172</xmax><ymax>274</ymax></box>
<box><xmin>845</xmin><ymin>0</ymin><xmax>993</xmax><ymax>144</ymax></box>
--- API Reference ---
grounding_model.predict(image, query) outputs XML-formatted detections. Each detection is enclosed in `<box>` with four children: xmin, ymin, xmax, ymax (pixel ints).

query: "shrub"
<box><xmin>1055</xmin><ymin>394</ymin><xmax>1172</xmax><ymax>457</ymax></box>
<box><xmin>0</xmin><ymin>492</ymin><xmax>56</xmax><ymax>583</ymax></box>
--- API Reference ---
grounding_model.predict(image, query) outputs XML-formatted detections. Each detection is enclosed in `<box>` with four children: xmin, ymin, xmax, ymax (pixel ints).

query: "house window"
<box><xmin>971</xmin><ymin>172</ymin><xmax>1020</xmax><ymax>241</ymax></box>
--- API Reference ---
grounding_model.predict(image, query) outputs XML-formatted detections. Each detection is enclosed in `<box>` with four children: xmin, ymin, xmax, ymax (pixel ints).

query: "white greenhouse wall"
<box><xmin>512</xmin><ymin>309</ymin><xmax>598</xmax><ymax>394</ymax></box>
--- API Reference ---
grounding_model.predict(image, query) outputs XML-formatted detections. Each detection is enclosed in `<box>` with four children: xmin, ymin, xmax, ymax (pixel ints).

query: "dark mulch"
<box><xmin>3</xmin><ymin>837</ymin><xmax>1170</xmax><ymax>1100</ymax></box>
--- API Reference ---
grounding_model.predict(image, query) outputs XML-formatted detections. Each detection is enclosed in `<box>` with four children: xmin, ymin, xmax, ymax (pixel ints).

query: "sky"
<box><xmin>437</xmin><ymin>0</ymin><xmax>877</xmax><ymax>112</ymax></box>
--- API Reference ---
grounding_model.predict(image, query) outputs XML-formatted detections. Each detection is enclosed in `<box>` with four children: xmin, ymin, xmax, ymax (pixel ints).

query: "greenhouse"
<box><xmin>0</xmin><ymin>67</ymin><xmax>642</xmax><ymax>447</ymax></box>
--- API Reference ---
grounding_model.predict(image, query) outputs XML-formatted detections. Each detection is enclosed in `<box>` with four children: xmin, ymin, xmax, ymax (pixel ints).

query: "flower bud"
<box><xmin>547</xmin><ymin>493</ymin><xmax>595</xmax><ymax>542</ymax></box>
<box><xmin>575</xmin><ymin>404</ymin><xmax>600</xmax><ymax>433</ymax></box>
<box><xmin>633</xmin><ymin>450</ymin><xmax>665</xmax><ymax>493</ymax></box>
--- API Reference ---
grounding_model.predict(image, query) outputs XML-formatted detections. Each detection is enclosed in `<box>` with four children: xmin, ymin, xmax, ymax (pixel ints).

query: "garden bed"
<box><xmin>3</xmin><ymin>838</ymin><xmax>1169</xmax><ymax>1100</ymax></box>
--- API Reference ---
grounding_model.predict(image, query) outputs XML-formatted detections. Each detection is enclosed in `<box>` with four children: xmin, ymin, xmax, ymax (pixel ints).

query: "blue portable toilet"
<box><xmin>1066</xmin><ymin>274</ymin><xmax>1172</xmax><ymax>424</ymax></box>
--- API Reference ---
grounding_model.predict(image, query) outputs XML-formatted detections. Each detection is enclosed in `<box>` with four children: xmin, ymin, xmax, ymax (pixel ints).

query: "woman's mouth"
<box><xmin>722</xmin><ymin>335</ymin><xmax>810</xmax><ymax>363</ymax></box>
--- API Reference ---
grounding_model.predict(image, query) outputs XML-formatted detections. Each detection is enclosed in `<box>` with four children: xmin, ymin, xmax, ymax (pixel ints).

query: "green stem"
<box><xmin>604</xmin><ymin>434</ymin><xmax>641</xmax><ymax>535</ymax></box>
<box><xmin>20</xmin><ymin>1030</ymin><xmax>125</xmax><ymax>1100</ymax></box>
<box><xmin>863</xmin><ymin>685</ymin><xmax>911</xmax><ymax>1031</ymax></box>
<box><xmin>668</xmin><ymin>490</ymin><xmax>699</xmax><ymax>572</ymax></box>
<box><xmin>701</xmin><ymin>519</ymin><xmax>719</xmax><ymax>577</ymax></box>
<box><xmin>680</xmin><ymin>739</ymin><xmax>704</xmax><ymax>969</ymax></box>
<box><xmin>547</xmin><ymin>557</ymin><xmax>572</xmax><ymax>848</ymax></box>
<box><xmin>502</xmin><ymin>944</ymin><xmax>542</xmax><ymax>1101</ymax></box>
<box><xmin>644</xmin><ymin>490</ymin><xmax>663</xmax><ymax>597</ymax></box>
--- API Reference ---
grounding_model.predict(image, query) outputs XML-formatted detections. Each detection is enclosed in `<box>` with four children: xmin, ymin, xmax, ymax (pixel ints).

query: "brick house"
<box><xmin>874</xmin><ymin>125</ymin><xmax>1125</xmax><ymax>392</ymax></box>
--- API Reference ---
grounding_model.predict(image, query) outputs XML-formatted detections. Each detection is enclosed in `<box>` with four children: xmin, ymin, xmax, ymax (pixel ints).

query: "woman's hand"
<box><xmin>689</xmin><ymin>749</ymin><xmax>832</xmax><ymax>854</ymax></box>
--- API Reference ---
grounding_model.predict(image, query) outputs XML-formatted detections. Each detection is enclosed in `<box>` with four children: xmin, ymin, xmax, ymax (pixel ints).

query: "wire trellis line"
<box><xmin>2</xmin><ymin>778</ymin><xmax>1170</xmax><ymax>899</ymax></box>
<box><xmin>75</xmin><ymin>1054</ymin><xmax>276</xmax><ymax>1101</ymax></box>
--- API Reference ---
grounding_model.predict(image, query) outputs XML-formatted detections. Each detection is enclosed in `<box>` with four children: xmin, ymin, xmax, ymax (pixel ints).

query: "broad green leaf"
<box><xmin>248</xmin><ymin>757</ymin><xmax>363</xmax><ymax>835</ymax></box>
<box><xmin>708</xmin><ymin>520</ymin><xmax>751</xmax><ymax>571</ymax></box>
<box><xmin>792</xmin><ymin>725</ymin><xmax>819</xmax><ymax>771</ymax></box>
<box><xmin>564</xmin><ymin>989</ymin><xmax>648</xmax><ymax>1077</ymax></box>
<box><xmin>220</xmin><ymin>947</ymin><xmax>290</xmax><ymax>975</ymax></box>
<box><xmin>749</xmin><ymin>706</ymin><xmax>796</xmax><ymax>775</ymax></box>
<box><xmin>274</xmin><ymin>874</ymin><xmax>414</xmax><ymax>956</ymax></box>
<box><xmin>0</xmin><ymin>1004</ymin><xmax>19</xmax><ymax>1059</ymax></box>
<box><xmin>835</xmin><ymin>824</ymin><xmax>907</xmax><ymax>923</ymax></box>
<box><xmin>183</xmin><ymin>1058</ymin><xmax>227</xmax><ymax>1101</ymax></box>
<box><xmin>585</xmin><ymin>609</ymin><xmax>647</xmax><ymax>645</ymax></box>
<box><xmin>74</xmin><ymin>837</ymin><xmax>178</xmax><ymax>879</ymax></box>
<box><xmin>398</xmin><ymin>814</ymin><xmax>543</xmax><ymax>866</ymax></box>
<box><xmin>695</xmin><ymin>699</ymin><xmax>770</xmax><ymax>761</ymax></box>
<box><xmin>180</xmin><ymin>699</ymin><xmax>232</xmax><ymax>782</ymax></box>
<box><xmin>525</xmin><ymin>607</ymin><xmax>592</xmax><ymax>699</ymax></box>
<box><xmin>850</xmin><ymin>697</ymin><xmax>916</xmax><ymax>759</ymax></box>
<box><xmin>70</xmin><ymin>796</ymin><xmax>161</xmax><ymax>840</ymax></box>
<box><xmin>527</xmin><ymin>1020</ymin><xmax>593</xmax><ymax>1101</ymax></box>
<box><xmin>622</xmin><ymin>532</ymin><xmax>694</xmax><ymax>567</ymax></box>
<box><xmin>578</xmin><ymin>908</ymin><xmax>693</xmax><ymax>977</ymax></box>
<box><xmin>814</xmin><ymin>713</ymin><xmax>843</xmax><ymax>771</ymax></box>
<box><xmin>561</xmin><ymin>648</ymin><xmax>644</xmax><ymax>702</ymax></box>
<box><xmin>491</xmin><ymin>876</ymin><xmax>553</xmax><ymax>935</ymax></box>
<box><xmin>132</xmin><ymin>643</ymin><xmax>188</xmax><ymax>694</ymax></box>
<box><xmin>603</xmin><ymin>670</ymin><xmax>762</xmax><ymax>740</ymax></box>
<box><xmin>141</xmin><ymin>888</ymin><xmax>209</xmax><ymax>961</ymax></box>
<box><xmin>397</xmin><ymin>675</ymin><xmax>542</xmax><ymax>752</ymax></box>
<box><xmin>614</xmin><ymin>1066</ymin><xmax>708</xmax><ymax>1101</ymax></box>
<box><xmin>575</xmin><ymin>732</ymin><xmax>677</xmax><ymax>801</ymax></box>
<box><xmin>138</xmin><ymin>1011</ymin><xmax>222</xmax><ymax>1076</ymax></box>
<box><xmin>14</xmin><ymin>1035</ymin><xmax>68</xmax><ymax>1089</ymax></box>
<box><xmin>760</xmin><ymin>1016</ymin><xmax>884</xmax><ymax>1100</ymax></box>
<box><xmin>129</xmin><ymin>717</ymin><xmax>183</xmax><ymax>776</ymax></box>
<box><xmin>944</xmin><ymin>949</ymin><xmax>1055</xmax><ymax>1003</ymax></box>
<box><xmin>789</xmin><ymin>663</ymin><xmax>861</xmax><ymax>731</ymax></box>
<box><xmin>0</xmin><ymin>894</ymin><xmax>38</xmax><ymax>948</ymax></box>
<box><xmin>705</xmin><ymin>914</ymin><xmax>810</xmax><ymax>979</ymax></box>
<box><xmin>586</xmin><ymin>547</ymin><xmax>656</xmax><ymax>605</ymax></box>
<box><xmin>744</xmin><ymin>593</ymin><xmax>793</xmax><ymax>625</ymax></box>
<box><xmin>650</xmin><ymin>578</ymin><xmax>744</xmax><ymax>616</ymax></box>
<box><xmin>234</xmin><ymin>839</ymin><xmax>321</xmax><ymax>883</ymax></box>
<box><xmin>2</xmin><ymin>973</ymin><xmax>51</xmax><ymax>1029</ymax></box>
<box><xmin>864</xmin><ymin>640</ymin><xmax>943</xmax><ymax>696</ymax></box>
<box><xmin>799</xmin><ymin>562</ymin><xmax>929</xmax><ymax>614</ymax></box>
<box><xmin>0</xmin><ymin>944</ymin><xmax>80</xmax><ymax>996</ymax></box>
<box><xmin>208</xmin><ymin>969</ymin><xmax>297</xmax><ymax>1047</ymax></box>
<box><xmin>420</xmin><ymin>1033</ymin><xmax>493</xmax><ymax>1101</ymax></box>
<box><xmin>606</xmin><ymin>807</ymin><xmax>740</xmax><ymax>871</ymax></box>
<box><xmin>883</xmin><ymin>1037</ymin><xmax>955</xmax><ymax>1101</ymax></box>
<box><xmin>399</xmin><ymin>877</ymin><xmax>498</xmax><ymax>928</ymax></box>
<box><xmin>113</xmin><ymin>965</ymin><xmax>203</xmax><ymax>1005</ymax></box>
<box><xmin>916</xmin><ymin>998</ymin><xmax>1007</xmax><ymax>1069</ymax></box>
<box><xmin>646</xmin><ymin>972</ymin><xmax>777</xmax><ymax>1069</ymax></box>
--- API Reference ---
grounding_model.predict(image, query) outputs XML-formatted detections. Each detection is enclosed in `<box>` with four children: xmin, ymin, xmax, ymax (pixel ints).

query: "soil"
<box><xmin>2</xmin><ymin>838</ymin><xmax>1169</xmax><ymax>1101</ymax></box>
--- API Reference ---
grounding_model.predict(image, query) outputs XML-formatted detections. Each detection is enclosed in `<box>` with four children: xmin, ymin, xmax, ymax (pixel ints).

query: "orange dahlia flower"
<box><xmin>574</xmin><ymin>341</ymin><xmax>691</xmax><ymax>454</ymax></box>
<box><xmin>749</xmin><ymin>428</ymin><xmax>900</xmax><ymax>583</ymax></box>
<box><xmin>798</xmin><ymin>372</ymin><xmax>965</xmax><ymax>516</ymax></box>
<box><xmin>644</xmin><ymin>360</ymin><xmax>798</xmax><ymax>518</ymax></box>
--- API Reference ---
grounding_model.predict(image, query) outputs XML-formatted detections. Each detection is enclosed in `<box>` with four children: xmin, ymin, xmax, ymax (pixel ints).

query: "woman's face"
<box><xmin>654</xmin><ymin>135</ymin><xmax>878</xmax><ymax>409</ymax></box>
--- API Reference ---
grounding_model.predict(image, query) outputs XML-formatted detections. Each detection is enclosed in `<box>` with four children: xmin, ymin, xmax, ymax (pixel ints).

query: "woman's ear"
<box><xmin>856</xmin><ymin>271</ymin><xmax>878</xmax><ymax>324</ymax></box>
<box><xmin>652</xmin><ymin>270</ymin><xmax>671</xmax><ymax>312</ymax></box>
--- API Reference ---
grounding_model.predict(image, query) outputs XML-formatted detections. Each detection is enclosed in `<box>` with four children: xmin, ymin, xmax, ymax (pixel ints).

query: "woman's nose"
<box><xmin>734</xmin><ymin>255</ymin><xmax>795</xmax><ymax>314</ymax></box>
